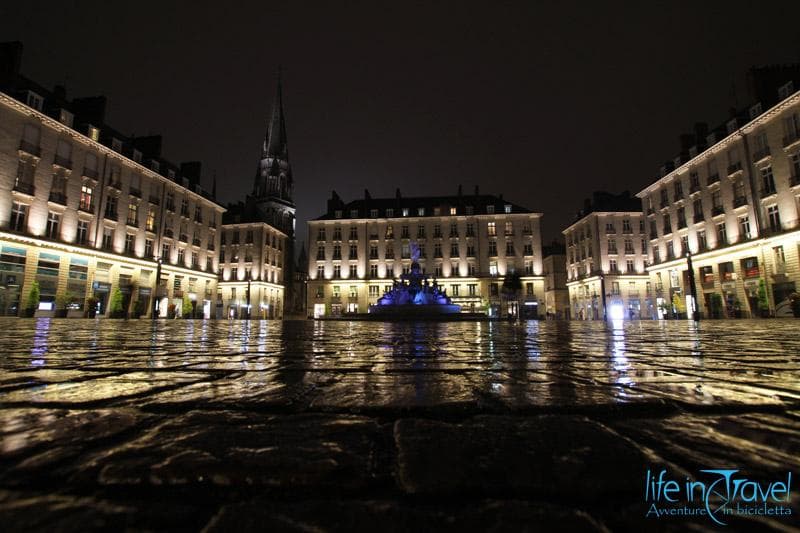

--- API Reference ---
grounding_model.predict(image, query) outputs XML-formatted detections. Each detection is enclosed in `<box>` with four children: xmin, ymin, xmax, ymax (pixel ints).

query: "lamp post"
<box><xmin>152</xmin><ymin>256</ymin><xmax>162</xmax><ymax>321</ymax></box>
<box><xmin>686</xmin><ymin>251</ymin><xmax>700</xmax><ymax>322</ymax></box>
<box><xmin>246</xmin><ymin>271</ymin><xmax>252</xmax><ymax>320</ymax></box>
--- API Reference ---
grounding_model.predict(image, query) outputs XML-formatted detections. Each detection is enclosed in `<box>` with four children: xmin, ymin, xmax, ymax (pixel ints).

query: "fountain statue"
<box><xmin>368</xmin><ymin>241</ymin><xmax>461</xmax><ymax>317</ymax></box>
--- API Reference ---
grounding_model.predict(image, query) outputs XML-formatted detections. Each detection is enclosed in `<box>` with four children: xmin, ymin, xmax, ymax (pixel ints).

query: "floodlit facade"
<box><xmin>0</xmin><ymin>43</ymin><xmax>223</xmax><ymax>318</ymax></box>
<box><xmin>638</xmin><ymin>76</ymin><xmax>800</xmax><ymax>318</ymax></box>
<box><xmin>542</xmin><ymin>248</ymin><xmax>569</xmax><ymax>319</ymax></box>
<box><xmin>563</xmin><ymin>192</ymin><xmax>651</xmax><ymax>320</ymax></box>
<box><xmin>307</xmin><ymin>189</ymin><xmax>545</xmax><ymax>317</ymax></box>
<box><xmin>217</xmin><ymin>222</ymin><xmax>287</xmax><ymax>319</ymax></box>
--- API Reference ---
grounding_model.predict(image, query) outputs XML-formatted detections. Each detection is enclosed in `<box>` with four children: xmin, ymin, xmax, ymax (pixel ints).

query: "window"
<box><xmin>386</xmin><ymin>264</ymin><xmax>394</xmax><ymax>278</ymax></box>
<box><xmin>127</xmin><ymin>203</ymin><xmax>138</xmax><ymax>226</ymax></box>
<box><xmin>466</xmin><ymin>206</ymin><xmax>473</xmax><ymax>215</ymax></box>
<box><xmin>77</xmin><ymin>220</ymin><xmax>89</xmax><ymax>245</ymax></box>
<box><xmin>333</xmin><ymin>265</ymin><xmax>341</xmax><ymax>278</ymax></box>
<box><xmin>177</xmin><ymin>248</ymin><xmax>185</xmax><ymax>266</ymax></box>
<box><xmin>674</xmin><ymin>180</ymin><xmax>683</xmax><ymax>198</ymax></box>
<box><xmin>761</xmin><ymin>166</ymin><xmax>776</xmax><ymax>195</ymax></box>
<box><xmin>611</xmin><ymin>282</ymin><xmax>620</xmax><ymax>295</ymax></box>
<box><xmin>450</xmin><ymin>207</ymin><xmax>457</xmax><ymax>215</ymax></box>
<box><xmin>162</xmin><ymin>243</ymin><xmax>171</xmax><ymax>261</ymax></box>
<box><xmin>504</xmin><ymin>204</ymin><xmax>512</xmax><ymax>214</ymax></box>
<box><xmin>450</xmin><ymin>284</ymin><xmax>459</xmax><ymax>296</ymax></box>
<box><xmin>739</xmin><ymin>216</ymin><xmax>751</xmax><ymax>240</ymax></box>
<box><xmin>487</xmin><ymin>222</ymin><xmax>496</xmax><ymax>236</ymax></box>
<box><xmin>349</xmin><ymin>264</ymin><xmax>358</xmax><ymax>278</ymax></box>
<box><xmin>609</xmin><ymin>259</ymin><xmax>618</xmax><ymax>273</ymax></box>
<box><xmin>717</xmin><ymin>222</ymin><xmax>727</xmax><ymax>245</ymax></box>
<box><xmin>349</xmin><ymin>244</ymin><xmax>358</xmax><ymax>260</ymax></box>
<box><xmin>180</xmin><ymin>198</ymin><xmax>189</xmax><ymax>217</ymax></box>
<box><xmin>681</xmin><ymin>235</ymin><xmax>689</xmax><ymax>255</ymax></box>
<box><xmin>11</xmin><ymin>202</ymin><xmax>28</xmax><ymax>232</ymax></box>
<box><xmin>26</xmin><ymin>91</ymin><xmax>43</xmax><ymax>111</ymax></box>
<box><xmin>468</xmin><ymin>284</ymin><xmax>477</xmax><ymax>296</ymax></box>
<box><xmin>449</xmin><ymin>223</ymin><xmax>458</xmax><ymax>237</ymax></box>
<box><xmin>624</xmin><ymin>239</ymin><xmax>634</xmax><ymax>254</ymax></box>
<box><xmin>370</xmin><ymin>244</ymin><xmax>378</xmax><ymax>259</ymax></box>
<box><xmin>145</xmin><ymin>238</ymin><xmax>153</xmax><ymax>258</ymax></box>
<box><xmin>434</xmin><ymin>243</ymin><xmax>442</xmax><ymax>257</ymax></box>
<box><xmin>607</xmin><ymin>239</ymin><xmax>617</xmax><ymax>254</ymax></box>
<box><xmin>333</xmin><ymin>227</ymin><xmax>342</xmax><ymax>240</ymax></box>
<box><xmin>663</xmin><ymin>214</ymin><xmax>672</xmax><ymax>234</ymax></box>
<box><xmin>433</xmin><ymin>224</ymin><xmax>442</xmax><ymax>238</ymax></box>
<box><xmin>450</xmin><ymin>243</ymin><xmax>459</xmax><ymax>257</ymax></box>
<box><xmin>505</xmin><ymin>241</ymin><xmax>514</xmax><ymax>255</ymax></box>
<box><xmin>468</xmin><ymin>263</ymin><xmax>476</xmax><ymax>275</ymax></box>
<box><xmin>524</xmin><ymin>243</ymin><xmax>533</xmax><ymax>255</ymax></box>
<box><xmin>767</xmin><ymin>205</ymin><xmax>781</xmax><ymax>231</ymax></box>
<box><xmin>105</xmin><ymin>196</ymin><xmax>118</xmax><ymax>219</ymax></box>
<box><xmin>524</xmin><ymin>260</ymin><xmax>533</xmax><ymax>275</ymax></box>
<box><xmin>666</xmin><ymin>242</ymin><xmax>674</xmax><ymax>260</ymax></box>
<box><xmin>622</xmin><ymin>219</ymin><xmax>632</xmax><ymax>233</ymax></box>
<box><xmin>125</xmin><ymin>233</ymin><xmax>135</xmax><ymax>254</ymax></box>
<box><xmin>231</xmin><ymin>266</ymin><xmax>238</xmax><ymax>280</ymax></box>
<box><xmin>504</xmin><ymin>222</ymin><xmax>513</xmax><ymax>235</ymax></box>
<box><xmin>697</xmin><ymin>230</ymin><xmax>707</xmax><ymax>251</ymax></box>
<box><xmin>46</xmin><ymin>211</ymin><xmax>60</xmax><ymax>239</ymax></box>
<box><xmin>626</xmin><ymin>259</ymin><xmax>635</xmax><ymax>273</ymax></box>
<box><xmin>467</xmin><ymin>244</ymin><xmax>475</xmax><ymax>257</ymax></box>
<box><xmin>80</xmin><ymin>185</ymin><xmax>93</xmax><ymax>211</ymax></box>
<box><xmin>488</xmin><ymin>241</ymin><xmax>497</xmax><ymax>256</ymax></box>
<box><xmin>417</xmin><ymin>225</ymin><xmax>426</xmax><ymax>238</ymax></box>
<box><xmin>349</xmin><ymin>226</ymin><xmax>358</xmax><ymax>240</ymax></box>
<box><xmin>350</xmin><ymin>209</ymin><xmax>359</xmax><ymax>218</ymax></box>
<box><xmin>370</xmin><ymin>264</ymin><xmax>378</xmax><ymax>277</ymax></box>
<box><xmin>774</xmin><ymin>246</ymin><xmax>786</xmax><ymax>273</ymax></box>
<box><xmin>102</xmin><ymin>227</ymin><xmax>114</xmax><ymax>250</ymax></box>
<box><xmin>401</xmin><ymin>225</ymin><xmax>409</xmax><ymax>238</ymax></box>
<box><xmin>486</xmin><ymin>205</ymin><xmax>495</xmax><ymax>214</ymax></box>
<box><xmin>370</xmin><ymin>209</ymin><xmax>378</xmax><ymax>218</ymax></box>
<box><xmin>489</xmin><ymin>261</ymin><xmax>498</xmax><ymax>276</ymax></box>
<box><xmin>466</xmin><ymin>223</ymin><xmax>475</xmax><ymax>237</ymax></box>
<box><xmin>606</xmin><ymin>222</ymin><xmax>616</xmax><ymax>233</ymax></box>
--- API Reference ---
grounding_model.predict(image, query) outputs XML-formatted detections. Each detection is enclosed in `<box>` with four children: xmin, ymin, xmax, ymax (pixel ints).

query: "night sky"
<box><xmin>3</xmin><ymin>1</ymin><xmax>799</xmax><ymax>248</ymax></box>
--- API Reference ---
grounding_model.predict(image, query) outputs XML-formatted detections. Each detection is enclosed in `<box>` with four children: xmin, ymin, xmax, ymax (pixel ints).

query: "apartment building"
<box><xmin>307</xmin><ymin>188</ymin><xmax>545</xmax><ymax>318</ymax></box>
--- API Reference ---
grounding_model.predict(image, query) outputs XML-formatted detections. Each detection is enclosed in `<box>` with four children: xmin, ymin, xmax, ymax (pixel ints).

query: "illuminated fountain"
<box><xmin>368</xmin><ymin>242</ymin><xmax>461</xmax><ymax>317</ymax></box>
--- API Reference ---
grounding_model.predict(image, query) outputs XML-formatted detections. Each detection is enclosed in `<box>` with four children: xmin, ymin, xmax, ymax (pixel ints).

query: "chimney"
<box><xmin>395</xmin><ymin>188</ymin><xmax>401</xmax><ymax>199</ymax></box>
<box><xmin>0</xmin><ymin>41</ymin><xmax>23</xmax><ymax>85</ymax></box>
<box><xmin>180</xmin><ymin>161</ymin><xmax>202</xmax><ymax>187</ymax></box>
<box><xmin>457</xmin><ymin>184</ymin><xmax>462</xmax><ymax>196</ymax></box>
<box><xmin>474</xmin><ymin>185</ymin><xmax>479</xmax><ymax>196</ymax></box>
<box><xmin>364</xmin><ymin>188</ymin><xmax>371</xmax><ymax>200</ymax></box>
<box><xmin>53</xmin><ymin>84</ymin><xmax>67</xmax><ymax>102</ymax></box>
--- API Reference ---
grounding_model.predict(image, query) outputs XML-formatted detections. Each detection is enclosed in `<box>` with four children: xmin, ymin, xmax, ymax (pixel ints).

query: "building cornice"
<box><xmin>220</xmin><ymin>221</ymin><xmax>287</xmax><ymax>238</ymax></box>
<box><xmin>0</xmin><ymin>91</ymin><xmax>226</xmax><ymax>212</ymax></box>
<box><xmin>636</xmin><ymin>89</ymin><xmax>800</xmax><ymax>198</ymax></box>
<box><xmin>562</xmin><ymin>211</ymin><xmax>644</xmax><ymax>234</ymax></box>
<box><xmin>309</xmin><ymin>212</ymin><xmax>543</xmax><ymax>225</ymax></box>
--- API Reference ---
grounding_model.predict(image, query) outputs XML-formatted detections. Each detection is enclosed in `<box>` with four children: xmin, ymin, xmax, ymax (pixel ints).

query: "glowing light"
<box><xmin>609</xmin><ymin>303</ymin><xmax>625</xmax><ymax>321</ymax></box>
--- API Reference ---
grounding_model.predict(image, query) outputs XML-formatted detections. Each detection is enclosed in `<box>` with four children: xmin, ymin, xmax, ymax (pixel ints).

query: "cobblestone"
<box><xmin>0</xmin><ymin>318</ymin><xmax>798</xmax><ymax>530</ymax></box>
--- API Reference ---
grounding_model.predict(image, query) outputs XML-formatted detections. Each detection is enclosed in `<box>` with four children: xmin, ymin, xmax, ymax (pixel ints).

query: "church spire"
<box><xmin>262</xmin><ymin>68</ymin><xmax>288</xmax><ymax>162</ymax></box>
<box><xmin>253</xmin><ymin>69</ymin><xmax>293</xmax><ymax>205</ymax></box>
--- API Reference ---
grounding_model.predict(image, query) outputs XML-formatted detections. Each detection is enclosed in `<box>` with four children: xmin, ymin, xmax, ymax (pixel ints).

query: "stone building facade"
<box><xmin>307</xmin><ymin>189</ymin><xmax>545</xmax><ymax>317</ymax></box>
<box><xmin>0</xmin><ymin>42</ymin><xmax>223</xmax><ymax>318</ymax></box>
<box><xmin>563</xmin><ymin>192</ymin><xmax>651</xmax><ymax>320</ymax></box>
<box><xmin>637</xmin><ymin>76</ymin><xmax>800</xmax><ymax>318</ymax></box>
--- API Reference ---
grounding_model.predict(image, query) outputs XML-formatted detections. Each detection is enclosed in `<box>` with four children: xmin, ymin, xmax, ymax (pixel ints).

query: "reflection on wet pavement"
<box><xmin>0</xmin><ymin>318</ymin><xmax>798</xmax><ymax>530</ymax></box>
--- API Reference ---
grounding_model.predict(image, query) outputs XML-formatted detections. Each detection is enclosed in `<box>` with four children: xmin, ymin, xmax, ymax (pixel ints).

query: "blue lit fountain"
<box><xmin>368</xmin><ymin>242</ymin><xmax>461</xmax><ymax>317</ymax></box>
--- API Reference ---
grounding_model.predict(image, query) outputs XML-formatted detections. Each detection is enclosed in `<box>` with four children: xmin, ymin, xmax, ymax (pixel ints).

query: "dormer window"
<box><xmin>88</xmin><ymin>125</ymin><xmax>100</xmax><ymax>142</ymax></box>
<box><xmin>132</xmin><ymin>149</ymin><xmax>142</xmax><ymax>163</ymax></box>
<box><xmin>58</xmin><ymin>109</ymin><xmax>73</xmax><ymax>127</ymax></box>
<box><xmin>335</xmin><ymin>210</ymin><xmax>342</xmax><ymax>219</ymax></box>
<box><xmin>402</xmin><ymin>208</ymin><xmax>409</xmax><ymax>217</ymax></box>
<box><xmin>450</xmin><ymin>207</ymin><xmax>457</xmax><ymax>215</ymax></box>
<box><xmin>167</xmin><ymin>169</ymin><xmax>176</xmax><ymax>180</ymax></box>
<box><xmin>350</xmin><ymin>209</ymin><xmax>358</xmax><ymax>218</ymax></box>
<box><xmin>151</xmin><ymin>160</ymin><xmax>160</xmax><ymax>172</ymax></box>
<box><xmin>466</xmin><ymin>206</ymin><xmax>474</xmax><ymax>215</ymax></box>
<box><xmin>778</xmin><ymin>81</ymin><xmax>794</xmax><ymax>100</ymax></box>
<box><xmin>486</xmin><ymin>205</ymin><xmax>495</xmax><ymax>214</ymax></box>
<box><xmin>112</xmin><ymin>138</ymin><xmax>123</xmax><ymax>152</ymax></box>
<box><xmin>370</xmin><ymin>209</ymin><xmax>378</xmax><ymax>218</ymax></box>
<box><xmin>417</xmin><ymin>207</ymin><xmax>425</xmax><ymax>216</ymax></box>
<box><xmin>749</xmin><ymin>103</ymin><xmax>762</xmax><ymax>119</ymax></box>
<box><xmin>386</xmin><ymin>208</ymin><xmax>394</xmax><ymax>217</ymax></box>
<box><xmin>504</xmin><ymin>204</ymin><xmax>512</xmax><ymax>214</ymax></box>
<box><xmin>26</xmin><ymin>91</ymin><xmax>43</xmax><ymax>111</ymax></box>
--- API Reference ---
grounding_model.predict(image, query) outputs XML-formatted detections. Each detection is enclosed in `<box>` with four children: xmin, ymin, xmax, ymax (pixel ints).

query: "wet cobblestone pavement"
<box><xmin>0</xmin><ymin>318</ymin><xmax>799</xmax><ymax>531</ymax></box>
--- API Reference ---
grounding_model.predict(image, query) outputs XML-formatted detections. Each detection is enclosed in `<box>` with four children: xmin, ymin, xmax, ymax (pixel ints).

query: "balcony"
<box><xmin>790</xmin><ymin>174</ymin><xmax>800</xmax><ymax>188</ymax></box>
<box><xmin>48</xmin><ymin>191</ymin><xmax>67</xmax><ymax>205</ymax></box>
<box><xmin>659</xmin><ymin>199</ymin><xmax>669</xmax><ymax>209</ymax></box>
<box><xmin>693</xmin><ymin>212</ymin><xmax>705</xmax><ymax>223</ymax></box>
<box><xmin>166</xmin><ymin>202</ymin><xmax>175</xmax><ymax>212</ymax></box>
<box><xmin>53</xmin><ymin>155</ymin><xmax>72</xmax><ymax>169</ymax></box>
<box><xmin>179</xmin><ymin>234</ymin><xmax>188</xmax><ymax>243</ymax></box>
<box><xmin>108</xmin><ymin>181</ymin><xmax>122</xmax><ymax>190</ymax></box>
<box><xmin>129</xmin><ymin>187</ymin><xmax>141</xmax><ymax>198</ymax></box>
<box><xmin>753</xmin><ymin>146</ymin><xmax>771</xmax><ymax>162</ymax></box>
<box><xmin>646</xmin><ymin>207</ymin><xmax>655</xmax><ymax>215</ymax></box>
<box><xmin>689</xmin><ymin>183</ymin><xmax>701</xmax><ymax>194</ymax></box>
<box><xmin>83</xmin><ymin>167</ymin><xmax>99</xmax><ymax>179</ymax></box>
<box><xmin>192</xmin><ymin>238</ymin><xmax>201</xmax><ymax>246</ymax></box>
<box><xmin>783</xmin><ymin>131</ymin><xmax>800</xmax><ymax>148</ymax></box>
<box><xmin>104</xmin><ymin>210</ymin><xmax>118</xmax><ymax>220</ymax></box>
<box><xmin>18</xmin><ymin>140</ymin><xmax>41</xmax><ymax>157</ymax></box>
<box><xmin>649</xmin><ymin>231</ymin><xmax>658</xmax><ymax>240</ymax></box>
<box><xmin>13</xmin><ymin>181</ymin><xmax>35</xmax><ymax>196</ymax></box>
<box><xmin>760</xmin><ymin>186</ymin><xmax>777</xmax><ymax>198</ymax></box>
<box><xmin>725</xmin><ymin>163</ymin><xmax>741</xmax><ymax>176</ymax></box>
<box><xmin>733</xmin><ymin>195</ymin><xmax>748</xmax><ymax>208</ymax></box>
<box><xmin>711</xmin><ymin>205</ymin><xmax>724</xmax><ymax>217</ymax></box>
<box><xmin>79</xmin><ymin>202</ymin><xmax>94</xmax><ymax>214</ymax></box>
<box><xmin>149</xmin><ymin>195</ymin><xmax>160</xmax><ymax>205</ymax></box>
<box><xmin>677</xmin><ymin>219</ymin><xmax>687</xmax><ymax>229</ymax></box>
<box><xmin>164</xmin><ymin>228</ymin><xmax>174</xmax><ymax>238</ymax></box>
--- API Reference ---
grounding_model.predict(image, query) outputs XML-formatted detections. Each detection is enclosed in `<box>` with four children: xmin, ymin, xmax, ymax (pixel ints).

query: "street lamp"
<box><xmin>686</xmin><ymin>251</ymin><xmax>699</xmax><ymax>322</ymax></box>
<box><xmin>246</xmin><ymin>271</ymin><xmax>252</xmax><ymax>320</ymax></box>
<box><xmin>152</xmin><ymin>256</ymin><xmax>162</xmax><ymax>321</ymax></box>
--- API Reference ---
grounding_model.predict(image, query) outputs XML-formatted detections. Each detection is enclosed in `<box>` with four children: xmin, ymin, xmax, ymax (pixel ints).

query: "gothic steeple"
<box><xmin>254</xmin><ymin>71</ymin><xmax>293</xmax><ymax>205</ymax></box>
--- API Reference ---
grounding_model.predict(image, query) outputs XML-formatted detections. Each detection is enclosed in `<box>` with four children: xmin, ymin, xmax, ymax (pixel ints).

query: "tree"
<box><xmin>24</xmin><ymin>280</ymin><xmax>40</xmax><ymax>316</ymax></box>
<box><xmin>502</xmin><ymin>271</ymin><xmax>523</xmax><ymax>319</ymax></box>
<box><xmin>109</xmin><ymin>288</ymin><xmax>124</xmax><ymax>318</ymax></box>
<box><xmin>182</xmin><ymin>294</ymin><xmax>193</xmax><ymax>318</ymax></box>
<box><xmin>757</xmin><ymin>278</ymin><xmax>770</xmax><ymax>317</ymax></box>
